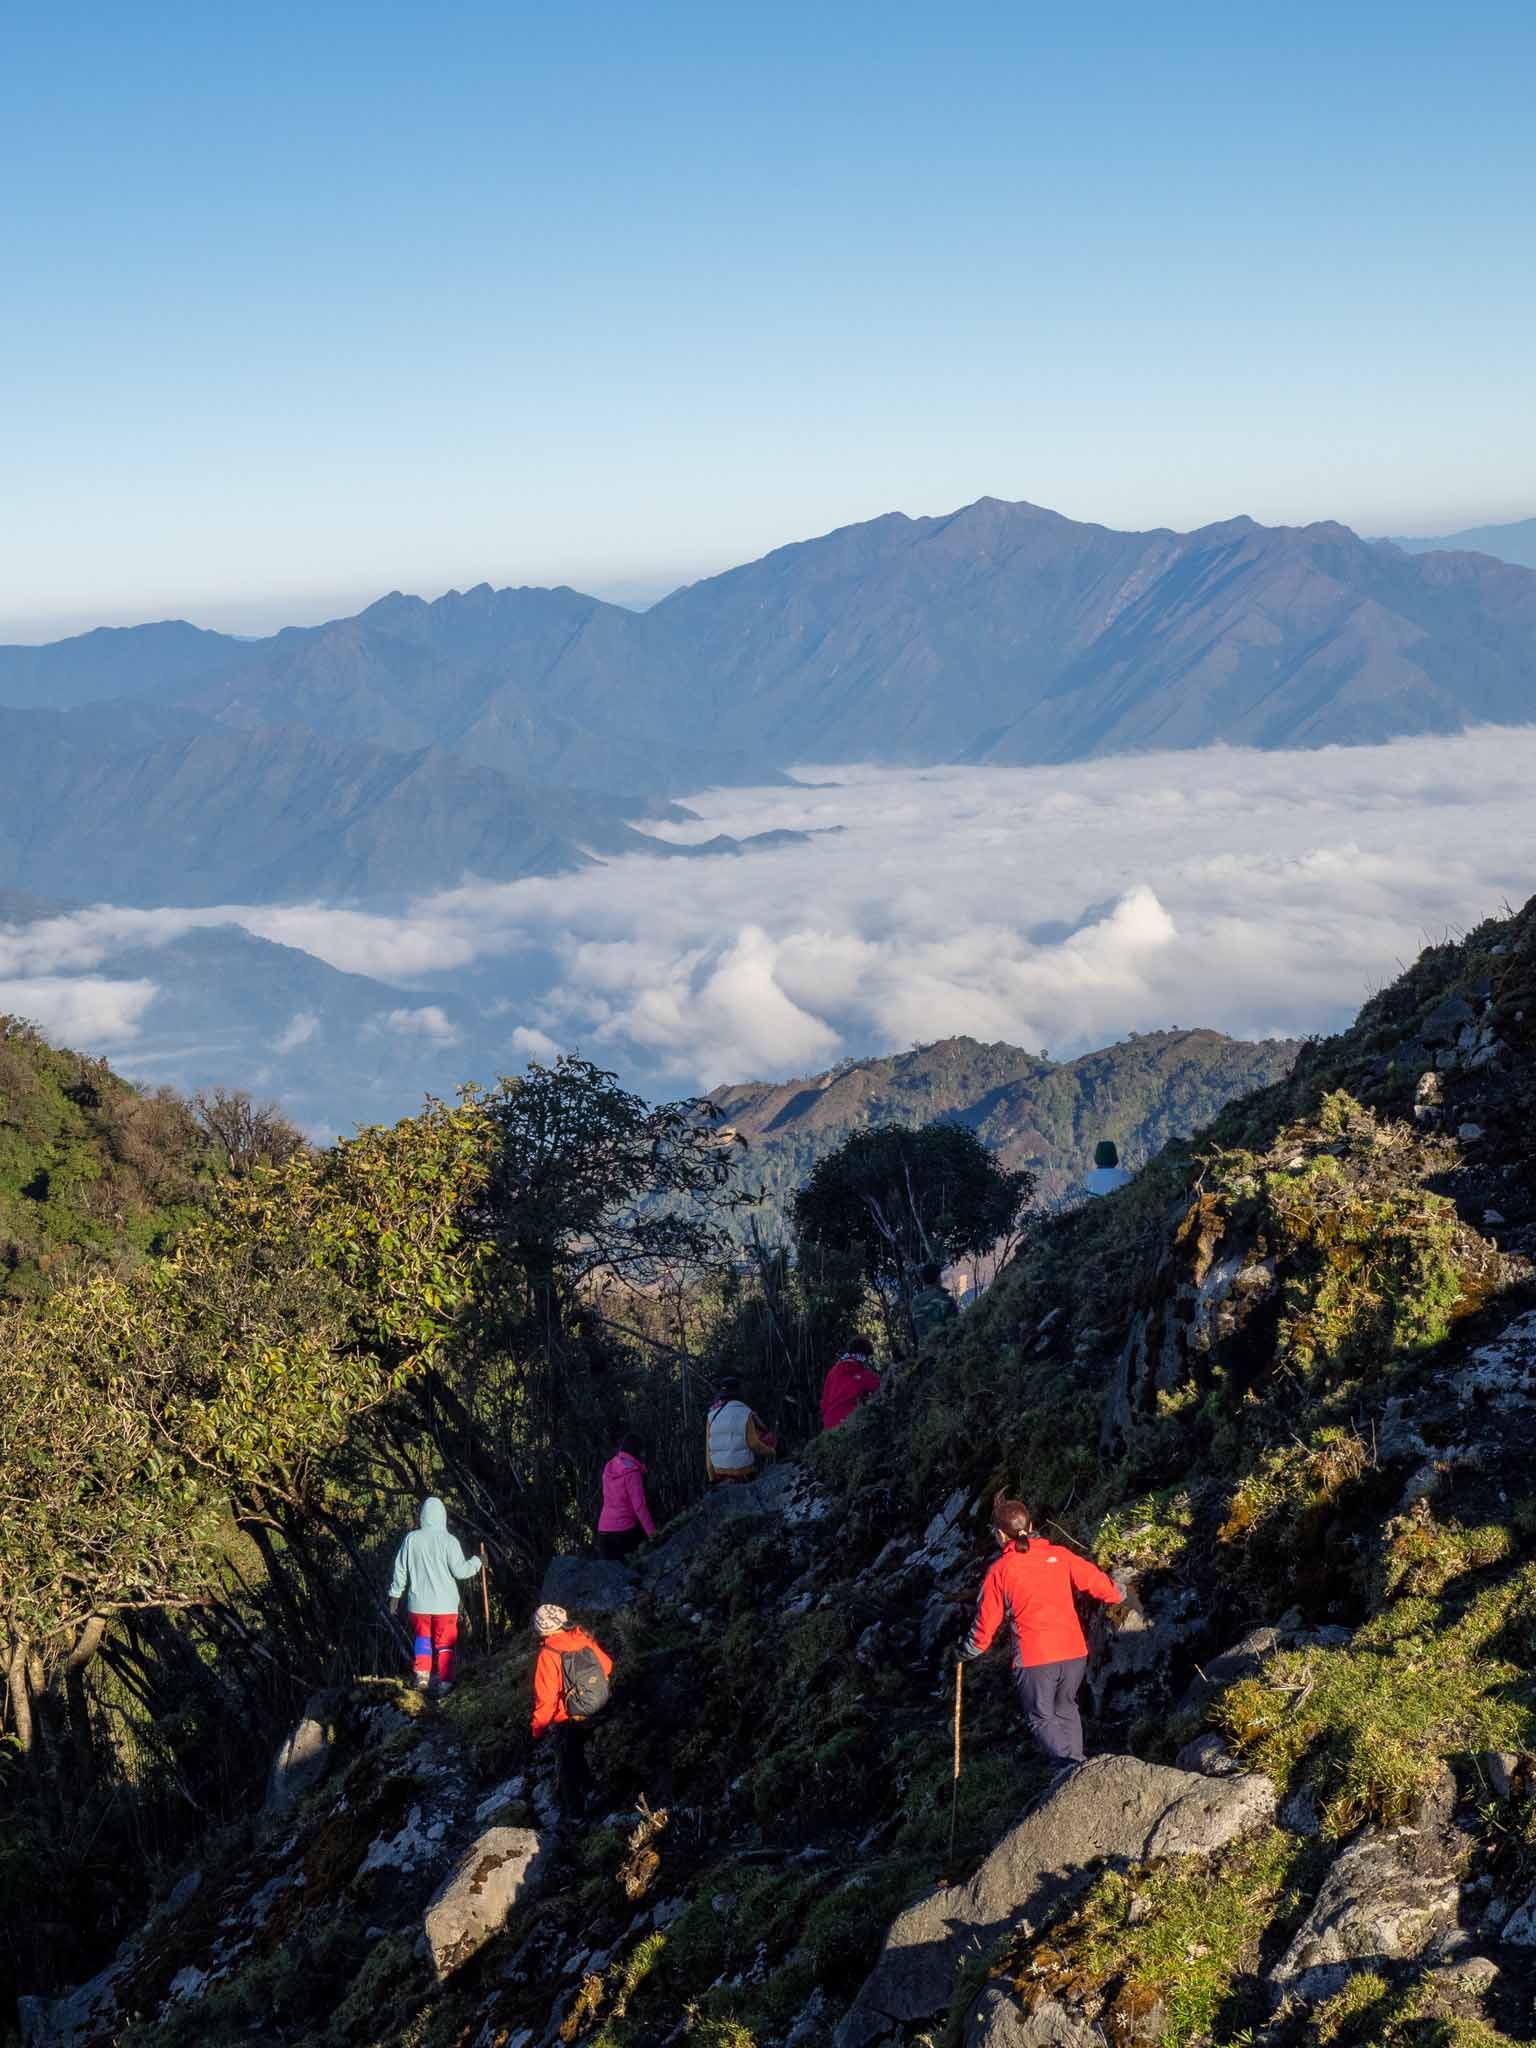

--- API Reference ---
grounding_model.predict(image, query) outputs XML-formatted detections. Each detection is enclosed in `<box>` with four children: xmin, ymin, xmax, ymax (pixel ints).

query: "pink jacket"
<box><xmin>599</xmin><ymin>1452</ymin><xmax>657</xmax><ymax>1537</ymax></box>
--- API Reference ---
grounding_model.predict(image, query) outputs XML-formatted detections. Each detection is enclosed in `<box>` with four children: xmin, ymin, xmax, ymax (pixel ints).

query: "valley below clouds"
<box><xmin>3</xmin><ymin>724</ymin><xmax>1535</xmax><ymax>1129</ymax></box>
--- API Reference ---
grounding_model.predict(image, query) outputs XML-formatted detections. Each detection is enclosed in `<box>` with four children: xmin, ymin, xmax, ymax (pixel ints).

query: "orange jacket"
<box><xmin>963</xmin><ymin>1536</ymin><xmax>1122</xmax><ymax>1669</ymax></box>
<box><xmin>531</xmin><ymin>1626</ymin><xmax>613</xmax><ymax>1739</ymax></box>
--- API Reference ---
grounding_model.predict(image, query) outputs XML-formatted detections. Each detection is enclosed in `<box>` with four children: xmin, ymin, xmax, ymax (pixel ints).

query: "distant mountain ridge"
<box><xmin>0</xmin><ymin>705</ymin><xmax>804</xmax><ymax>904</ymax></box>
<box><xmin>1387</xmin><ymin>515</ymin><xmax>1536</xmax><ymax>573</ymax></box>
<box><xmin>713</xmin><ymin>1026</ymin><xmax>1303</xmax><ymax>1217</ymax></box>
<box><xmin>5</xmin><ymin>499</ymin><xmax>1536</xmax><ymax>825</ymax></box>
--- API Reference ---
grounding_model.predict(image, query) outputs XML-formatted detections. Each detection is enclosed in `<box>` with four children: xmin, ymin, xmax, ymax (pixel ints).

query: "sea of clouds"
<box><xmin>2</xmin><ymin>726</ymin><xmax>1534</xmax><ymax>1105</ymax></box>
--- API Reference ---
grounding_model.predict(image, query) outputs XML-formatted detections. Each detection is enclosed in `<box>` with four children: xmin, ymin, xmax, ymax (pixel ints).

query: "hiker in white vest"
<box><xmin>705</xmin><ymin>1376</ymin><xmax>777</xmax><ymax>1485</ymax></box>
<box><xmin>1082</xmin><ymin>1139</ymin><xmax>1134</xmax><ymax>1198</ymax></box>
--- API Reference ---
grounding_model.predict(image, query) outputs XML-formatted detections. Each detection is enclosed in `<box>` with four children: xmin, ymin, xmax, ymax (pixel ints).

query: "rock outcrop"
<box><xmin>1269</xmin><ymin>1823</ymin><xmax>1464</xmax><ymax>2004</ymax></box>
<box><xmin>833</xmin><ymin>1756</ymin><xmax>1276</xmax><ymax>2045</ymax></box>
<box><xmin>422</xmin><ymin>1825</ymin><xmax>547</xmax><ymax>1979</ymax></box>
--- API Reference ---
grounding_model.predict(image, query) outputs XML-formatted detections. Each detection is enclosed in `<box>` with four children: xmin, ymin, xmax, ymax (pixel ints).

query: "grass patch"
<box><xmin>1219</xmin><ymin>1550</ymin><xmax>1536</xmax><ymax>1833</ymax></box>
<box><xmin>1094</xmin><ymin>1486</ymin><xmax>1196</xmax><ymax>1572</ymax></box>
<box><xmin>1004</xmin><ymin>1829</ymin><xmax>1306</xmax><ymax>2048</ymax></box>
<box><xmin>1302</xmin><ymin>1969</ymin><xmax>1523</xmax><ymax>2047</ymax></box>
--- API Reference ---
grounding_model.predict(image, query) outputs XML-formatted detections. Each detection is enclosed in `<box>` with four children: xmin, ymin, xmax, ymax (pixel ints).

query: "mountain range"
<box><xmin>3</xmin><ymin>498</ymin><xmax>1535</xmax><ymax>907</ymax></box>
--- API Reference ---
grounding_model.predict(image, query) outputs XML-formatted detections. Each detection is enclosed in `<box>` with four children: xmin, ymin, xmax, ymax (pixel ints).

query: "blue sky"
<box><xmin>4</xmin><ymin>0</ymin><xmax>1534</xmax><ymax>637</ymax></box>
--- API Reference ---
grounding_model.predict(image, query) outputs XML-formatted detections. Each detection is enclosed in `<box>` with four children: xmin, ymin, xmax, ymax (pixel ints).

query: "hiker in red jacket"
<box><xmin>960</xmin><ymin>1494</ymin><xmax>1122</xmax><ymax>1765</ymax></box>
<box><xmin>820</xmin><ymin>1336</ymin><xmax>882</xmax><ymax>1431</ymax></box>
<box><xmin>531</xmin><ymin>1603</ymin><xmax>614</xmax><ymax>1816</ymax></box>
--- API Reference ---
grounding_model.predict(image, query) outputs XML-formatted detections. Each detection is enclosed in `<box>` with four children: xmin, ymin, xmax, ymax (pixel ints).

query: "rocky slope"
<box><xmin>20</xmin><ymin>893</ymin><xmax>1536</xmax><ymax>2048</ymax></box>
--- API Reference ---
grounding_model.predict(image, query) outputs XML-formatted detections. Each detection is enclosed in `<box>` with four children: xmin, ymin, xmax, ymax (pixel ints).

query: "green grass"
<box><xmin>1303</xmin><ymin>1970</ymin><xmax>1523</xmax><ymax>2048</ymax></box>
<box><xmin>1219</xmin><ymin>1549</ymin><xmax>1536</xmax><ymax>1833</ymax></box>
<box><xmin>1004</xmin><ymin>1830</ymin><xmax>1306</xmax><ymax>2048</ymax></box>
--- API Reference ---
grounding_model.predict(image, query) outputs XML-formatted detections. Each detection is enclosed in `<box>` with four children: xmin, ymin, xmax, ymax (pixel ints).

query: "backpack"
<box><xmin>560</xmin><ymin>1644</ymin><xmax>611</xmax><ymax>1720</ymax></box>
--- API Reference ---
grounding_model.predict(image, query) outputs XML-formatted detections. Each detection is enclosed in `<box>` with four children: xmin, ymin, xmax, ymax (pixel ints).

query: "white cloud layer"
<box><xmin>2</xmin><ymin>726</ymin><xmax>1535</xmax><ymax>1095</ymax></box>
<box><xmin>0</xmin><ymin>976</ymin><xmax>159</xmax><ymax>1045</ymax></box>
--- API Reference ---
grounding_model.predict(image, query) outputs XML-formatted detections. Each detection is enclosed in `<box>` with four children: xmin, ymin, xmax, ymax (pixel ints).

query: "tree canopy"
<box><xmin>790</xmin><ymin>1120</ymin><xmax>1034</xmax><ymax>1333</ymax></box>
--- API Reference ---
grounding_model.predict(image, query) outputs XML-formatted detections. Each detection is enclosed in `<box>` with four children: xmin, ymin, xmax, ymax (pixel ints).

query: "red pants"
<box><xmin>411</xmin><ymin>1612</ymin><xmax>458</xmax><ymax>1684</ymax></box>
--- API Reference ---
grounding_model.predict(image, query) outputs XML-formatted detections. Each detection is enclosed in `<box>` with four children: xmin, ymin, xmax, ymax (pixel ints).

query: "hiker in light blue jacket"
<box><xmin>387</xmin><ymin>1497</ymin><xmax>483</xmax><ymax>1694</ymax></box>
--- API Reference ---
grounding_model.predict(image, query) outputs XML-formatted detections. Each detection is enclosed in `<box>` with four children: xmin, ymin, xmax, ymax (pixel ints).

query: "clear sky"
<box><xmin>4</xmin><ymin>0</ymin><xmax>1534</xmax><ymax>639</ymax></box>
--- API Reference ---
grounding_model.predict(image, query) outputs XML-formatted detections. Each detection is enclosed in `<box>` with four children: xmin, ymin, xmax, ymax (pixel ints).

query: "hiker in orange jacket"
<box><xmin>531</xmin><ymin>1603</ymin><xmax>614</xmax><ymax>1816</ymax></box>
<box><xmin>959</xmin><ymin>1494</ymin><xmax>1122</xmax><ymax>1765</ymax></box>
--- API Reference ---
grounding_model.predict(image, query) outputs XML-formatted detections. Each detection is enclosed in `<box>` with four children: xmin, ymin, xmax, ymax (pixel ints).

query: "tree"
<box><xmin>790</xmin><ymin>1122</ymin><xmax>1034</xmax><ymax>1341</ymax></box>
<box><xmin>191</xmin><ymin>1086</ymin><xmax>307</xmax><ymax>1174</ymax></box>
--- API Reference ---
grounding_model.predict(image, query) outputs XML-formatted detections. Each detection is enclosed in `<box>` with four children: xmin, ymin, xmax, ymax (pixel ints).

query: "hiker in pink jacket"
<box><xmin>597</xmin><ymin>1433</ymin><xmax>658</xmax><ymax>1561</ymax></box>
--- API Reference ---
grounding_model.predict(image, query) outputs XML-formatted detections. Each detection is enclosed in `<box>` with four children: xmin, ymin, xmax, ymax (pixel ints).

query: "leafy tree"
<box><xmin>791</xmin><ymin>1121</ymin><xmax>1034</xmax><ymax>1343</ymax></box>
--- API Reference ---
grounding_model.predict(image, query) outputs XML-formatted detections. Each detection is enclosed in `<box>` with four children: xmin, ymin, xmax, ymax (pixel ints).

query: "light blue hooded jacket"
<box><xmin>388</xmin><ymin>1497</ymin><xmax>483</xmax><ymax>1615</ymax></box>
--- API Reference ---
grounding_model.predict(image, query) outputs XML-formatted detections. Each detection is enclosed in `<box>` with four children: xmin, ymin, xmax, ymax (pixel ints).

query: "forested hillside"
<box><xmin>7</xmin><ymin>898</ymin><xmax>1536</xmax><ymax>2048</ymax></box>
<box><xmin>716</xmin><ymin>1027</ymin><xmax>1300</xmax><ymax>1214</ymax></box>
<box><xmin>0</xmin><ymin>1016</ymin><xmax>213</xmax><ymax>1297</ymax></box>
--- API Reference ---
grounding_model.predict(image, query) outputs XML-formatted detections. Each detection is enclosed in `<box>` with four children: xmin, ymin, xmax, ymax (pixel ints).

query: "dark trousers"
<box><xmin>556</xmin><ymin>1721</ymin><xmax>593</xmax><ymax>1814</ymax></box>
<box><xmin>597</xmin><ymin>1526</ymin><xmax>645</xmax><ymax>1562</ymax></box>
<box><xmin>1015</xmin><ymin>1657</ymin><xmax>1088</xmax><ymax>1763</ymax></box>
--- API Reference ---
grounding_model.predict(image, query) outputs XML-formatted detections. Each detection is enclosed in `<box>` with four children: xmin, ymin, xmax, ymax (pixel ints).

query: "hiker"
<box><xmin>387</xmin><ymin>1496</ymin><xmax>484</xmax><ymax>1695</ymax></box>
<box><xmin>959</xmin><ymin>1494</ymin><xmax>1123</xmax><ymax>1765</ymax></box>
<box><xmin>705</xmin><ymin>1376</ymin><xmax>777</xmax><ymax>1485</ymax></box>
<box><xmin>530</xmin><ymin>1603</ymin><xmax>614</xmax><ymax>1817</ymax></box>
<box><xmin>1082</xmin><ymin>1140</ymin><xmax>1133</xmax><ymax>1198</ymax></box>
<box><xmin>597</xmin><ymin>1432</ymin><xmax>657</xmax><ymax>1560</ymax></box>
<box><xmin>910</xmin><ymin>1261</ymin><xmax>958</xmax><ymax>1345</ymax></box>
<box><xmin>820</xmin><ymin>1335</ymin><xmax>882</xmax><ymax>1431</ymax></box>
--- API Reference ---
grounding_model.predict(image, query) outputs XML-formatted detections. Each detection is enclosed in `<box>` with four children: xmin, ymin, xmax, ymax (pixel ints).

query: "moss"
<box><xmin>1219</xmin><ymin>1552</ymin><xmax>1536</xmax><ymax>1832</ymax></box>
<box><xmin>1302</xmin><ymin>1971</ymin><xmax>1524</xmax><ymax>2048</ymax></box>
<box><xmin>1002</xmin><ymin>1829</ymin><xmax>1307</xmax><ymax>2048</ymax></box>
<box><xmin>1219</xmin><ymin>1427</ymin><xmax>1370</xmax><ymax>1548</ymax></box>
<box><xmin>1094</xmin><ymin>1487</ymin><xmax>1196</xmax><ymax>1572</ymax></box>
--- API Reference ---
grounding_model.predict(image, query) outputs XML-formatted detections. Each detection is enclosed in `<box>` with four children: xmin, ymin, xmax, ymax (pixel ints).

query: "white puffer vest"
<box><xmin>707</xmin><ymin>1399</ymin><xmax>753</xmax><ymax>1473</ymax></box>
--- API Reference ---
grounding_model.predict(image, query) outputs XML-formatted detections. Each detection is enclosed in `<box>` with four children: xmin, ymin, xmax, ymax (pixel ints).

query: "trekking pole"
<box><xmin>947</xmin><ymin>1660</ymin><xmax>964</xmax><ymax>1874</ymax></box>
<box><xmin>479</xmin><ymin>1544</ymin><xmax>492</xmax><ymax>1641</ymax></box>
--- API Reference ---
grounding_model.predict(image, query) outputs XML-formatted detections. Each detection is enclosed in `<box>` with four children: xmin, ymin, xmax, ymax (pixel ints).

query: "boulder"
<box><xmin>537</xmin><ymin>1556</ymin><xmax>637</xmax><ymax>1617</ymax></box>
<box><xmin>1175</xmin><ymin>1733</ymin><xmax>1242</xmax><ymax>1778</ymax></box>
<box><xmin>1269</xmin><ymin>1826</ymin><xmax>1461</xmax><ymax>2003</ymax></box>
<box><xmin>1423</xmin><ymin>996</ymin><xmax>1476</xmax><ymax>1046</ymax></box>
<box><xmin>966</xmin><ymin>1984</ymin><xmax>1099</xmax><ymax>2046</ymax></box>
<box><xmin>832</xmin><ymin>1755</ymin><xmax>1275</xmax><ymax>2046</ymax></box>
<box><xmin>1091</xmin><ymin>1578</ymin><xmax>1210</xmax><ymax>1718</ymax></box>
<box><xmin>641</xmin><ymin>1461</ymin><xmax>805</xmax><ymax>1602</ymax></box>
<box><xmin>266</xmin><ymin>1695</ymin><xmax>337</xmax><ymax>1813</ymax></box>
<box><xmin>423</xmin><ymin>1825</ymin><xmax>547</xmax><ymax>1979</ymax></box>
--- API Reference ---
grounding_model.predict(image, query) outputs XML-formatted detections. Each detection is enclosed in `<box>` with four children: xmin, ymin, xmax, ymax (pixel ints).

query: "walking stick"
<box><xmin>947</xmin><ymin>1660</ymin><xmax>964</xmax><ymax>1874</ymax></box>
<box><xmin>479</xmin><ymin>1544</ymin><xmax>492</xmax><ymax>1641</ymax></box>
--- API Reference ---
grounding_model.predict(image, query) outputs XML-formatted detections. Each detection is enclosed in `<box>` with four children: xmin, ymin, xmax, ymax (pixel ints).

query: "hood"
<box><xmin>419</xmin><ymin>1496</ymin><xmax>447</xmax><ymax>1531</ymax></box>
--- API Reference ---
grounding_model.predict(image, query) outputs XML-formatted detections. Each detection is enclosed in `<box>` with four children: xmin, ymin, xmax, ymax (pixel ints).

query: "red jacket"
<box><xmin>963</xmin><ymin>1536</ymin><xmax>1122</xmax><ymax>1669</ymax></box>
<box><xmin>531</xmin><ymin>1626</ymin><xmax>613</xmax><ymax>1738</ymax></box>
<box><xmin>820</xmin><ymin>1354</ymin><xmax>882</xmax><ymax>1431</ymax></box>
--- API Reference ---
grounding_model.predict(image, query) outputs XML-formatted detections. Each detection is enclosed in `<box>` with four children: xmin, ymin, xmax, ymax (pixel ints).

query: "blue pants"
<box><xmin>1015</xmin><ymin>1657</ymin><xmax>1088</xmax><ymax>1762</ymax></box>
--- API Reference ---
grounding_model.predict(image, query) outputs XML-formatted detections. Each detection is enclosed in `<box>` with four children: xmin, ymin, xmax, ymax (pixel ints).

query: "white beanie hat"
<box><xmin>533</xmin><ymin>1604</ymin><xmax>569</xmax><ymax>1635</ymax></box>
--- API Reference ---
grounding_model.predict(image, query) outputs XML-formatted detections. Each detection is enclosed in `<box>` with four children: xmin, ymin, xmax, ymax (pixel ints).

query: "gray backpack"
<box><xmin>560</xmin><ymin>1644</ymin><xmax>610</xmax><ymax>1719</ymax></box>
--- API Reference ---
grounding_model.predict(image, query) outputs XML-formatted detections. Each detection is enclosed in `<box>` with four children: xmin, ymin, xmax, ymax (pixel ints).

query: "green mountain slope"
<box><xmin>715</xmin><ymin>1027</ymin><xmax>1302</xmax><ymax>1215</ymax></box>
<box><xmin>0</xmin><ymin>1016</ymin><xmax>215</xmax><ymax>1298</ymax></box>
